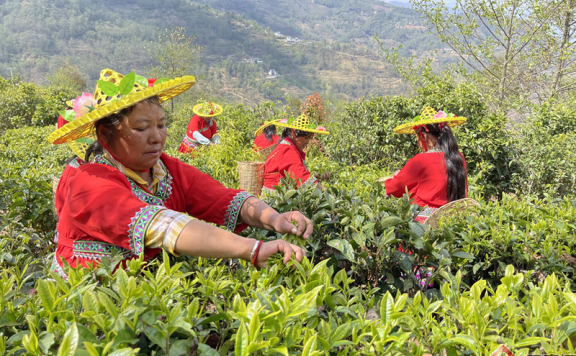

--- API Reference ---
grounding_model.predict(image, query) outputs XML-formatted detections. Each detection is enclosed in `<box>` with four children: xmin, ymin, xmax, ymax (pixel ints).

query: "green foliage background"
<box><xmin>1</xmin><ymin>70</ymin><xmax>576</xmax><ymax>354</ymax></box>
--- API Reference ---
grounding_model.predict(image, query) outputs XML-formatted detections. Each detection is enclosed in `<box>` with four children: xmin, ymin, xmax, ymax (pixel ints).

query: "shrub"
<box><xmin>0</xmin><ymin>77</ymin><xmax>78</xmax><ymax>132</ymax></box>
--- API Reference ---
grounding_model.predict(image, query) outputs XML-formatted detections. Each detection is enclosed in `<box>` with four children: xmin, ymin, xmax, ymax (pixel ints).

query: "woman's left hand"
<box><xmin>271</xmin><ymin>211</ymin><xmax>313</xmax><ymax>239</ymax></box>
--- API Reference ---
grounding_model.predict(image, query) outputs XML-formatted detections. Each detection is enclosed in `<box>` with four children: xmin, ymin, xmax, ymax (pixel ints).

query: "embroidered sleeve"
<box><xmin>302</xmin><ymin>175</ymin><xmax>318</xmax><ymax>188</ymax></box>
<box><xmin>223</xmin><ymin>191</ymin><xmax>253</xmax><ymax>232</ymax></box>
<box><xmin>127</xmin><ymin>205</ymin><xmax>166</xmax><ymax>256</ymax></box>
<box><xmin>192</xmin><ymin>131</ymin><xmax>211</xmax><ymax>145</ymax></box>
<box><xmin>145</xmin><ymin>209</ymin><xmax>195</xmax><ymax>256</ymax></box>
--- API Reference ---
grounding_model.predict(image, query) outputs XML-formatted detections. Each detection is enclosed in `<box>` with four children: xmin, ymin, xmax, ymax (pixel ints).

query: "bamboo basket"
<box><xmin>237</xmin><ymin>161</ymin><xmax>265</xmax><ymax>196</ymax></box>
<box><xmin>425</xmin><ymin>198</ymin><xmax>480</xmax><ymax>229</ymax></box>
<box><xmin>258</xmin><ymin>145</ymin><xmax>275</xmax><ymax>161</ymax></box>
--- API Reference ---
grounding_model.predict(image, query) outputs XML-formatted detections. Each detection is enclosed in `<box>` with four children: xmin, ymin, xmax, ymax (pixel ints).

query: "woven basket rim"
<box><xmin>425</xmin><ymin>198</ymin><xmax>481</xmax><ymax>229</ymax></box>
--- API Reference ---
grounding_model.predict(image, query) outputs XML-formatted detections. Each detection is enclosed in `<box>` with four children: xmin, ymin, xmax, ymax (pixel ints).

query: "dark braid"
<box><xmin>84</xmin><ymin>96</ymin><xmax>161</xmax><ymax>162</ymax></box>
<box><xmin>421</xmin><ymin>123</ymin><xmax>467</xmax><ymax>201</ymax></box>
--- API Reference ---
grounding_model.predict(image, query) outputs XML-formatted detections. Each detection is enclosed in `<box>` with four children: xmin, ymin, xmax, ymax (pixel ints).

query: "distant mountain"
<box><xmin>0</xmin><ymin>0</ymin><xmax>450</xmax><ymax>103</ymax></box>
<box><xmin>199</xmin><ymin>0</ymin><xmax>440</xmax><ymax>47</ymax></box>
<box><xmin>388</xmin><ymin>1</ymin><xmax>412</xmax><ymax>8</ymax></box>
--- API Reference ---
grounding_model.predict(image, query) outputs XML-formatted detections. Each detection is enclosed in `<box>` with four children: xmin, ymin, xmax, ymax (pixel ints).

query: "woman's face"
<box><xmin>102</xmin><ymin>101</ymin><xmax>167</xmax><ymax>170</ymax></box>
<box><xmin>293</xmin><ymin>131</ymin><xmax>314</xmax><ymax>151</ymax></box>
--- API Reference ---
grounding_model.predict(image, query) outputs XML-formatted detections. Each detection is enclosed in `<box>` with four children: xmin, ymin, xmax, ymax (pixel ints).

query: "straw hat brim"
<box><xmin>255</xmin><ymin>119</ymin><xmax>330</xmax><ymax>136</ymax></box>
<box><xmin>393</xmin><ymin>117</ymin><xmax>466</xmax><ymax>134</ymax></box>
<box><xmin>68</xmin><ymin>135</ymin><xmax>95</xmax><ymax>159</ymax></box>
<box><xmin>193</xmin><ymin>103</ymin><xmax>223</xmax><ymax>117</ymax></box>
<box><xmin>48</xmin><ymin>76</ymin><xmax>196</xmax><ymax>145</ymax></box>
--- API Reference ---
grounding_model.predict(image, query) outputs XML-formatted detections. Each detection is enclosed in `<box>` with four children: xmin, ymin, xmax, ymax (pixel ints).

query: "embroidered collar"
<box><xmin>98</xmin><ymin>149</ymin><xmax>166</xmax><ymax>193</ymax></box>
<box><xmin>425</xmin><ymin>147</ymin><xmax>442</xmax><ymax>154</ymax></box>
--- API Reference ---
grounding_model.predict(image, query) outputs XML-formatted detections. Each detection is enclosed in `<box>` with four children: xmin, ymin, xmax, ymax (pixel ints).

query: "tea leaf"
<box><xmin>234</xmin><ymin>322</ymin><xmax>249</xmax><ymax>356</ymax></box>
<box><xmin>57</xmin><ymin>323</ymin><xmax>78</xmax><ymax>356</ymax></box>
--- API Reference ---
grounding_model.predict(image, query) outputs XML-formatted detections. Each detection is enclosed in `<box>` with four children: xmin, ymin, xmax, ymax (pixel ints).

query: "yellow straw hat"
<box><xmin>393</xmin><ymin>107</ymin><xmax>467</xmax><ymax>134</ymax></box>
<box><xmin>193</xmin><ymin>102</ymin><xmax>223</xmax><ymax>117</ymax></box>
<box><xmin>255</xmin><ymin>114</ymin><xmax>329</xmax><ymax>136</ymax></box>
<box><xmin>47</xmin><ymin>69</ymin><xmax>196</xmax><ymax>145</ymax></box>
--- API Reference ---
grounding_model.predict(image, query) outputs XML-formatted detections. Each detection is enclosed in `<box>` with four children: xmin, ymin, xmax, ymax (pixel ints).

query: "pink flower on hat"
<box><xmin>316</xmin><ymin>126</ymin><xmax>327</xmax><ymax>131</ymax></box>
<box><xmin>279</xmin><ymin>119</ymin><xmax>288</xmax><ymax>123</ymax></box>
<box><xmin>433</xmin><ymin>110</ymin><xmax>448</xmax><ymax>119</ymax></box>
<box><xmin>72</xmin><ymin>93</ymin><xmax>96</xmax><ymax>119</ymax></box>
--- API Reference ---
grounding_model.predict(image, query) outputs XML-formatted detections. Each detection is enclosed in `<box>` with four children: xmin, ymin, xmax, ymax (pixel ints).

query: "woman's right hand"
<box><xmin>255</xmin><ymin>239</ymin><xmax>305</xmax><ymax>268</ymax></box>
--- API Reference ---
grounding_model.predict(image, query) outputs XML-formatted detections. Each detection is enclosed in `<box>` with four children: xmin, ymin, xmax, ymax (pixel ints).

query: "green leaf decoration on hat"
<box><xmin>97</xmin><ymin>71</ymin><xmax>136</xmax><ymax>97</ymax></box>
<box><xmin>58</xmin><ymin>109</ymin><xmax>76</xmax><ymax>122</ymax></box>
<box><xmin>97</xmin><ymin>80</ymin><xmax>121</xmax><ymax>97</ymax></box>
<box><xmin>135</xmin><ymin>75</ymin><xmax>148</xmax><ymax>88</ymax></box>
<box><xmin>118</xmin><ymin>71</ymin><xmax>136</xmax><ymax>96</ymax></box>
<box><xmin>287</xmin><ymin>118</ymin><xmax>295</xmax><ymax>125</ymax></box>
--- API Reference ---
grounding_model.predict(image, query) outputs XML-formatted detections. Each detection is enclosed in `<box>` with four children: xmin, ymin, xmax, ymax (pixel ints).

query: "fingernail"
<box><xmin>291</xmin><ymin>228</ymin><xmax>297</xmax><ymax>234</ymax></box>
<box><xmin>304</xmin><ymin>234</ymin><xmax>310</xmax><ymax>238</ymax></box>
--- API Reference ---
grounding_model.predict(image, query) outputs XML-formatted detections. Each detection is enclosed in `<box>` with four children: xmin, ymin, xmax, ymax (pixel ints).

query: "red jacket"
<box><xmin>254</xmin><ymin>133</ymin><xmax>280</xmax><ymax>151</ymax></box>
<box><xmin>264</xmin><ymin>138</ymin><xmax>313</xmax><ymax>189</ymax></box>
<box><xmin>51</xmin><ymin>153</ymin><xmax>248</xmax><ymax>280</ymax></box>
<box><xmin>385</xmin><ymin>151</ymin><xmax>467</xmax><ymax>208</ymax></box>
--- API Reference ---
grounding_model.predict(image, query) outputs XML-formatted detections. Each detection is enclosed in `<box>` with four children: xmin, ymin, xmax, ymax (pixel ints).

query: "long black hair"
<box><xmin>84</xmin><ymin>96</ymin><xmax>161</xmax><ymax>162</ymax></box>
<box><xmin>420</xmin><ymin>123</ymin><xmax>467</xmax><ymax>201</ymax></box>
<box><xmin>263</xmin><ymin>125</ymin><xmax>277</xmax><ymax>143</ymax></box>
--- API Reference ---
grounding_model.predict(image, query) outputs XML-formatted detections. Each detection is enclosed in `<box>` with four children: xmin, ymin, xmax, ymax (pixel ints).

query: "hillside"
<box><xmin>202</xmin><ymin>0</ymin><xmax>440</xmax><ymax>49</ymax></box>
<box><xmin>0</xmin><ymin>0</ymin><xmax>448</xmax><ymax>103</ymax></box>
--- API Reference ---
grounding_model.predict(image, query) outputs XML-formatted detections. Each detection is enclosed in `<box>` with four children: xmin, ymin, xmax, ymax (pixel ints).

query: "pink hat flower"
<box><xmin>279</xmin><ymin>119</ymin><xmax>288</xmax><ymax>123</ymax></box>
<box><xmin>316</xmin><ymin>126</ymin><xmax>327</xmax><ymax>131</ymax></box>
<box><xmin>433</xmin><ymin>110</ymin><xmax>448</xmax><ymax>119</ymax></box>
<box><xmin>72</xmin><ymin>93</ymin><xmax>96</xmax><ymax>119</ymax></box>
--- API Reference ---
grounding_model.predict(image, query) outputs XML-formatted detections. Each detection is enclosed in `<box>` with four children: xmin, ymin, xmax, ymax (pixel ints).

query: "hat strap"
<box><xmin>414</xmin><ymin>126</ymin><xmax>428</xmax><ymax>152</ymax></box>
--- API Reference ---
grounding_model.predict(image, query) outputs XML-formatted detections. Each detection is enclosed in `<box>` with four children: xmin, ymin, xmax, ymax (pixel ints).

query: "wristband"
<box><xmin>251</xmin><ymin>240</ymin><xmax>263</xmax><ymax>267</ymax></box>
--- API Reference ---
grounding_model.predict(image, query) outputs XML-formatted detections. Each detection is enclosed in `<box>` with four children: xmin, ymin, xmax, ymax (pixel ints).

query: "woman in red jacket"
<box><xmin>257</xmin><ymin>114</ymin><xmax>329</xmax><ymax>190</ymax></box>
<box><xmin>47</xmin><ymin>69</ymin><xmax>310</xmax><ymax>281</ymax></box>
<box><xmin>385</xmin><ymin>107</ymin><xmax>468</xmax><ymax>222</ymax></box>
<box><xmin>178</xmin><ymin>102</ymin><xmax>223</xmax><ymax>153</ymax></box>
<box><xmin>254</xmin><ymin>123</ymin><xmax>280</xmax><ymax>151</ymax></box>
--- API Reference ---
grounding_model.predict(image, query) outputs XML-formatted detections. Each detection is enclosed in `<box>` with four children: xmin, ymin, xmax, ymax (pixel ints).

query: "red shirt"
<box><xmin>178</xmin><ymin>115</ymin><xmax>218</xmax><ymax>153</ymax></box>
<box><xmin>51</xmin><ymin>153</ymin><xmax>249</xmax><ymax>279</ymax></box>
<box><xmin>385</xmin><ymin>151</ymin><xmax>468</xmax><ymax>208</ymax></box>
<box><xmin>254</xmin><ymin>133</ymin><xmax>280</xmax><ymax>151</ymax></box>
<box><xmin>188</xmin><ymin>115</ymin><xmax>217</xmax><ymax>141</ymax></box>
<box><xmin>264</xmin><ymin>138</ymin><xmax>312</xmax><ymax>188</ymax></box>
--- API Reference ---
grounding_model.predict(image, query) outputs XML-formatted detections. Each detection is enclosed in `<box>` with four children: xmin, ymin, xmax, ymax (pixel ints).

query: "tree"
<box><xmin>47</xmin><ymin>61</ymin><xmax>87</xmax><ymax>94</ymax></box>
<box><xmin>541</xmin><ymin>0</ymin><xmax>576</xmax><ymax>98</ymax></box>
<box><xmin>300</xmin><ymin>93</ymin><xmax>327</xmax><ymax>123</ymax></box>
<box><xmin>147</xmin><ymin>27</ymin><xmax>204</xmax><ymax>111</ymax></box>
<box><xmin>410</xmin><ymin>0</ymin><xmax>562</xmax><ymax>110</ymax></box>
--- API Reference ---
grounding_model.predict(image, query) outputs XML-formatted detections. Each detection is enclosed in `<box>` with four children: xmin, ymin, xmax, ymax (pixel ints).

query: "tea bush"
<box><xmin>0</xmin><ymin>77</ymin><xmax>77</xmax><ymax>133</ymax></box>
<box><xmin>1</xmin><ymin>81</ymin><xmax>576</xmax><ymax>354</ymax></box>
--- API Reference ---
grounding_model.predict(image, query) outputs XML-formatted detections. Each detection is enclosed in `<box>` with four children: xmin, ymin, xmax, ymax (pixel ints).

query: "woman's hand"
<box><xmin>270</xmin><ymin>211</ymin><xmax>313</xmax><ymax>239</ymax></box>
<box><xmin>256</xmin><ymin>239</ymin><xmax>305</xmax><ymax>268</ymax></box>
